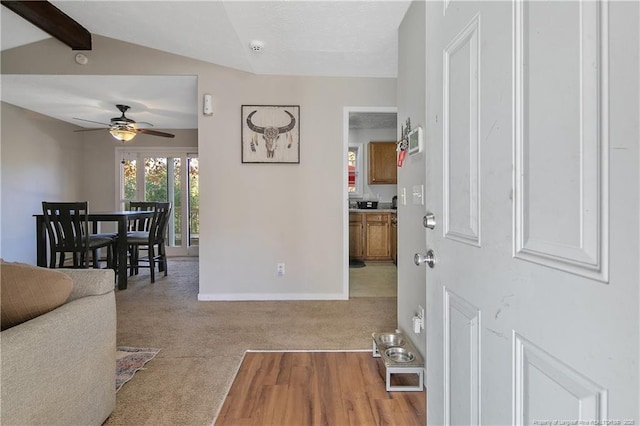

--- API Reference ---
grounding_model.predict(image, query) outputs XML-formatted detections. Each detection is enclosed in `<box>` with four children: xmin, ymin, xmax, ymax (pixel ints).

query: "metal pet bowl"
<box><xmin>378</xmin><ymin>333</ymin><xmax>406</xmax><ymax>347</ymax></box>
<box><xmin>384</xmin><ymin>347</ymin><xmax>415</xmax><ymax>363</ymax></box>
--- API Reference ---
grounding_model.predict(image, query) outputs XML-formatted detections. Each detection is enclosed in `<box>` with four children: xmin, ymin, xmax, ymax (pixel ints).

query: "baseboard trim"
<box><xmin>197</xmin><ymin>292</ymin><xmax>348</xmax><ymax>301</ymax></box>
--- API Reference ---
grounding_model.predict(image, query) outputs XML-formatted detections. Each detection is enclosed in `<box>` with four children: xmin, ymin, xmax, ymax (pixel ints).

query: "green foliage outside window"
<box><xmin>122</xmin><ymin>156</ymin><xmax>199</xmax><ymax>241</ymax></box>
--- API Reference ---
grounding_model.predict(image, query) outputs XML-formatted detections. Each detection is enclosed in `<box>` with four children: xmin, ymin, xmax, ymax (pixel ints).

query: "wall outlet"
<box><xmin>277</xmin><ymin>263</ymin><xmax>285</xmax><ymax>276</ymax></box>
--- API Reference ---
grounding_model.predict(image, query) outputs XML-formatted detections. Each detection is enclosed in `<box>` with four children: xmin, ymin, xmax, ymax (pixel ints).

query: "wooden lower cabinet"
<box><xmin>349</xmin><ymin>213</ymin><xmax>364</xmax><ymax>259</ymax></box>
<box><xmin>365</xmin><ymin>213</ymin><xmax>390</xmax><ymax>260</ymax></box>
<box><xmin>350</xmin><ymin>212</ymin><xmax>392</xmax><ymax>261</ymax></box>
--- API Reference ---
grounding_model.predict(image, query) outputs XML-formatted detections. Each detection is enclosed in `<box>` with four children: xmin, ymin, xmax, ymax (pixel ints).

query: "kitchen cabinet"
<box><xmin>364</xmin><ymin>213</ymin><xmax>391</xmax><ymax>260</ymax></box>
<box><xmin>349</xmin><ymin>213</ymin><xmax>364</xmax><ymax>259</ymax></box>
<box><xmin>390</xmin><ymin>213</ymin><xmax>397</xmax><ymax>265</ymax></box>
<box><xmin>368</xmin><ymin>142</ymin><xmax>397</xmax><ymax>184</ymax></box>
<box><xmin>350</xmin><ymin>211</ymin><xmax>393</xmax><ymax>261</ymax></box>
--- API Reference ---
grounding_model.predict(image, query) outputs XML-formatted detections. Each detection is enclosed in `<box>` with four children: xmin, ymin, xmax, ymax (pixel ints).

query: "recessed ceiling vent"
<box><xmin>249</xmin><ymin>40</ymin><xmax>264</xmax><ymax>53</ymax></box>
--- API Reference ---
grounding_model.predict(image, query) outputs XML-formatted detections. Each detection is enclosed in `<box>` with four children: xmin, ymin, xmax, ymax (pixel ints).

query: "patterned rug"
<box><xmin>116</xmin><ymin>347</ymin><xmax>160</xmax><ymax>392</ymax></box>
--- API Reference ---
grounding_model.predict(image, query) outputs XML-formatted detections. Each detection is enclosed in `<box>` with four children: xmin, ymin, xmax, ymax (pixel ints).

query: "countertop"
<box><xmin>349</xmin><ymin>208</ymin><xmax>397</xmax><ymax>213</ymax></box>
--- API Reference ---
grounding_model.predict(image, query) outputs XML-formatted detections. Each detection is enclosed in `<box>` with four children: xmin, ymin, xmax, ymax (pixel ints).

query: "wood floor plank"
<box><xmin>215</xmin><ymin>351</ymin><xmax>426</xmax><ymax>426</ymax></box>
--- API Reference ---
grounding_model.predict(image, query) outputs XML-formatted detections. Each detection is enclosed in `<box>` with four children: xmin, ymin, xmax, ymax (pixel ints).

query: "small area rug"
<box><xmin>116</xmin><ymin>346</ymin><xmax>160</xmax><ymax>392</ymax></box>
<box><xmin>349</xmin><ymin>259</ymin><xmax>366</xmax><ymax>268</ymax></box>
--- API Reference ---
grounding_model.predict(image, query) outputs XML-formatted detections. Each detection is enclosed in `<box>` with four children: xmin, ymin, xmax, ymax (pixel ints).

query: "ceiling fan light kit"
<box><xmin>109</xmin><ymin>124</ymin><xmax>137</xmax><ymax>142</ymax></box>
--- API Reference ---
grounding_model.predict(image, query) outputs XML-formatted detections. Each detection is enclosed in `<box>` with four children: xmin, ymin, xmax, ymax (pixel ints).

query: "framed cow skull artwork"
<box><xmin>241</xmin><ymin>105</ymin><xmax>300</xmax><ymax>163</ymax></box>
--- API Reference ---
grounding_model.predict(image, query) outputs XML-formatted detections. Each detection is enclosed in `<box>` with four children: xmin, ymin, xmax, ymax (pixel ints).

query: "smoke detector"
<box><xmin>249</xmin><ymin>40</ymin><xmax>264</xmax><ymax>53</ymax></box>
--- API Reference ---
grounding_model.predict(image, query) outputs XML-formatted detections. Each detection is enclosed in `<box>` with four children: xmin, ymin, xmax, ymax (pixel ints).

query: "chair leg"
<box><xmin>162</xmin><ymin>245</ymin><xmax>168</xmax><ymax>277</ymax></box>
<box><xmin>163</xmin><ymin>255</ymin><xmax>168</xmax><ymax>277</ymax></box>
<box><xmin>158</xmin><ymin>244</ymin><xmax>165</xmax><ymax>272</ymax></box>
<box><xmin>149</xmin><ymin>245</ymin><xmax>155</xmax><ymax>283</ymax></box>
<box><xmin>106</xmin><ymin>244</ymin><xmax>113</xmax><ymax>270</ymax></box>
<box><xmin>92</xmin><ymin>249</ymin><xmax>99</xmax><ymax>269</ymax></box>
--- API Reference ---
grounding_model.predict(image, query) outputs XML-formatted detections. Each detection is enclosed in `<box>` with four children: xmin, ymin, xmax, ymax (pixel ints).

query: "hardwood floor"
<box><xmin>215</xmin><ymin>351</ymin><xmax>426</xmax><ymax>426</ymax></box>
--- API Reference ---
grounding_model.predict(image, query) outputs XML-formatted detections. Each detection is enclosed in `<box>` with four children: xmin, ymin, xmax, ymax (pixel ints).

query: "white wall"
<box><xmin>396</xmin><ymin>0</ymin><xmax>427</xmax><ymax>356</ymax></box>
<box><xmin>0</xmin><ymin>103</ymin><xmax>85</xmax><ymax>262</ymax></box>
<box><xmin>348</xmin><ymin>127</ymin><xmax>397</xmax><ymax>203</ymax></box>
<box><xmin>1</xmin><ymin>35</ymin><xmax>397</xmax><ymax>301</ymax></box>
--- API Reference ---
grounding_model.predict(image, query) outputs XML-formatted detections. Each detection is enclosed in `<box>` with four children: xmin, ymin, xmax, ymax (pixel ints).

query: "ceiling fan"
<box><xmin>73</xmin><ymin>104</ymin><xmax>175</xmax><ymax>142</ymax></box>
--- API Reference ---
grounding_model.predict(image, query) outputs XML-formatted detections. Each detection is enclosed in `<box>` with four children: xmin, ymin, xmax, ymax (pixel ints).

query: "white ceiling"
<box><xmin>1</xmin><ymin>1</ymin><xmax>407</xmax><ymax>130</ymax></box>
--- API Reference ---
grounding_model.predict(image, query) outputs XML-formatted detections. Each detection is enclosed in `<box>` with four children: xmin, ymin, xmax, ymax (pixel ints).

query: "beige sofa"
<box><xmin>1</xmin><ymin>268</ymin><xmax>116</xmax><ymax>425</ymax></box>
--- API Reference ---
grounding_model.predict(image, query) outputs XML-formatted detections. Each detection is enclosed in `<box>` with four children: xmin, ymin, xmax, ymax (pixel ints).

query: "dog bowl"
<box><xmin>377</xmin><ymin>333</ymin><xmax>405</xmax><ymax>347</ymax></box>
<box><xmin>384</xmin><ymin>347</ymin><xmax>415</xmax><ymax>363</ymax></box>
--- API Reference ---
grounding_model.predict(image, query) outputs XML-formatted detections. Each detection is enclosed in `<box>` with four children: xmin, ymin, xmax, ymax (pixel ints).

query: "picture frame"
<box><xmin>408</xmin><ymin>126</ymin><xmax>423</xmax><ymax>155</ymax></box>
<box><xmin>241</xmin><ymin>105</ymin><xmax>300</xmax><ymax>163</ymax></box>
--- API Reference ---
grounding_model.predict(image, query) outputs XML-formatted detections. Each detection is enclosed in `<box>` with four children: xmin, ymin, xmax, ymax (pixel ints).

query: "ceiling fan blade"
<box><xmin>73</xmin><ymin>128</ymin><xmax>107</xmax><ymax>133</ymax></box>
<box><xmin>137</xmin><ymin>129</ymin><xmax>175</xmax><ymax>138</ymax></box>
<box><xmin>72</xmin><ymin>117</ymin><xmax>111</xmax><ymax>126</ymax></box>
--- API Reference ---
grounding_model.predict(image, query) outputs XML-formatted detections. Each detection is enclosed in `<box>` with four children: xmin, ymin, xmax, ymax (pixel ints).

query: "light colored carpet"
<box><xmin>349</xmin><ymin>261</ymin><xmax>397</xmax><ymax>298</ymax></box>
<box><xmin>104</xmin><ymin>258</ymin><xmax>397</xmax><ymax>425</ymax></box>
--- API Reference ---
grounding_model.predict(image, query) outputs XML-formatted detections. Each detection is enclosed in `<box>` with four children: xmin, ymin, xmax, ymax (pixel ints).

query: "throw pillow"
<box><xmin>0</xmin><ymin>261</ymin><xmax>73</xmax><ymax>330</ymax></box>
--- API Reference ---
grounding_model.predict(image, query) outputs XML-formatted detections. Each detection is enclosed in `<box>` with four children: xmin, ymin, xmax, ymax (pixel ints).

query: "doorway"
<box><xmin>343</xmin><ymin>106</ymin><xmax>398</xmax><ymax>298</ymax></box>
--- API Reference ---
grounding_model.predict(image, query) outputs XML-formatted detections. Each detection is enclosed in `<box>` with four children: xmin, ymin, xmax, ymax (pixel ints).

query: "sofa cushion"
<box><xmin>0</xmin><ymin>261</ymin><xmax>73</xmax><ymax>330</ymax></box>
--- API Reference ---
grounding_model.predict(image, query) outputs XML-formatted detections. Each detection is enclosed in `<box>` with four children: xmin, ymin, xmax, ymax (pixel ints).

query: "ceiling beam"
<box><xmin>1</xmin><ymin>1</ymin><xmax>91</xmax><ymax>50</ymax></box>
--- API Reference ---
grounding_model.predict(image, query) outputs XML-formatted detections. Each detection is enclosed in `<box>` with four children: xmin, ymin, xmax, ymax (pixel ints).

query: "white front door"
<box><xmin>424</xmin><ymin>1</ymin><xmax>638</xmax><ymax>424</ymax></box>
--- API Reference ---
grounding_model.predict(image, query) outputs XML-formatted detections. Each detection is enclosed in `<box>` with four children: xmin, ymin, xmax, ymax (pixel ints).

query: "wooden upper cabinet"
<box><xmin>368</xmin><ymin>142</ymin><xmax>397</xmax><ymax>185</ymax></box>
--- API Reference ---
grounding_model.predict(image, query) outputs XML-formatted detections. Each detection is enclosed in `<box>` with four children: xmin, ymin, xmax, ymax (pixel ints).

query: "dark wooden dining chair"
<box><xmin>128</xmin><ymin>201</ymin><xmax>157</xmax><ymax>231</ymax></box>
<box><xmin>127</xmin><ymin>202</ymin><xmax>171</xmax><ymax>283</ymax></box>
<box><xmin>42</xmin><ymin>201</ymin><xmax>115</xmax><ymax>269</ymax></box>
<box><xmin>126</xmin><ymin>201</ymin><xmax>158</xmax><ymax>275</ymax></box>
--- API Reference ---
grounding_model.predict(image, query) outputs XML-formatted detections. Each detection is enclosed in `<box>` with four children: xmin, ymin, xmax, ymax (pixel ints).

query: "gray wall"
<box><xmin>1</xmin><ymin>103</ymin><xmax>85</xmax><ymax>261</ymax></box>
<box><xmin>1</xmin><ymin>34</ymin><xmax>397</xmax><ymax>301</ymax></box>
<box><xmin>396</xmin><ymin>0</ymin><xmax>427</xmax><ymax>356</ymax></box>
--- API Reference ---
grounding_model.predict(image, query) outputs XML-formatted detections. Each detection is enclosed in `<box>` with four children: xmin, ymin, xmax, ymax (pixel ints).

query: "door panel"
<box><xmin>444</xmin><ymin>288</ymin><xmax>480</xmax><ymax>425</ymax></box>
<box><xmin>443</xmin><ymin>14</ymin><xmax>481</xmax><ymax>247</ymax></box>
<box><xmin>514</xmin><ymin>0</ymin><xmax>606</xmax><ymax>280</ymax></box>
<box><xmin>425</xmin><ymin>1</ymin><xmax>638</xmax><ymax>424</ymax></box>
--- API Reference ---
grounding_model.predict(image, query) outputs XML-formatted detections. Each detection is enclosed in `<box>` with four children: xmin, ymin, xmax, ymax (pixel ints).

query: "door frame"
<box><xmin>342</xmin><ymin>106</ymin><xmax>398</xmax><ymax>297</ymax></box>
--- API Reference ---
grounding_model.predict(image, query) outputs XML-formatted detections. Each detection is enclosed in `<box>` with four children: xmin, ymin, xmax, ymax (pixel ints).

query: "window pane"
<box><xmin>123</xmin><ymin>159</ymin><xmax>137</xmax><ymax>202</ymax></box>
<box><xmin>144</xmin><ymin>157</ymin><xmax>168</xmax><ymax>202</ymax></box>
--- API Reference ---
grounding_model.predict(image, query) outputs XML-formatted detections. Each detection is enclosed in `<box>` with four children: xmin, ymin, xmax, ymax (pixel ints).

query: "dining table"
<box><xmin>34</xmin><ymin>210</ymin><xmax>155</xmax><ymax>290</ymax></box>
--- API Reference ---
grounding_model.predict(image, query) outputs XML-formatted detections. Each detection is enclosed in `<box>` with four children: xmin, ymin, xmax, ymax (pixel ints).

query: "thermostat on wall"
<box><xmin>408</xmin><ymin>126</ymin><xmax>423</xmax><ymax>155</ymax></box>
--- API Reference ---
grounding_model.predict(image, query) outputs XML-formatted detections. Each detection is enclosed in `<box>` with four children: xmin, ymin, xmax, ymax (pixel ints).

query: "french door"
<box><xmin>117</xmin><ymin>147</ymin><xmax>199</xmax><ymax>256</ymax></box>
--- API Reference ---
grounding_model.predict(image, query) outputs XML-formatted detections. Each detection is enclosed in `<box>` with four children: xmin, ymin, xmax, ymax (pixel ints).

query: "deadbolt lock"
<box><xmin>423</xmin><ymin>212</ymin><xmax>436</xmax><ymax>230</ymax></box>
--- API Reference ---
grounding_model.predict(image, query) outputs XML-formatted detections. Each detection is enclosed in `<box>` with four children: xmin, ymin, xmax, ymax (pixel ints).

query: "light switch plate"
<box><xmin>412</xmin><ymin>185</ymin><xmax>424</xmax><ymax>205</ymax></box>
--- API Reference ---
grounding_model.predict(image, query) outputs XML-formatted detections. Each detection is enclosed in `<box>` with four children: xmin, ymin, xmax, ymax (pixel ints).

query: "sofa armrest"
<box><xmin>62</xmin><ymin>269</ymin><xmax>115</xmax><ymax>302</ymax></box>
<box><xmin>0</xmin><ymin>285</ymin><xmax>116</xmax><ymax>425</ymax></box>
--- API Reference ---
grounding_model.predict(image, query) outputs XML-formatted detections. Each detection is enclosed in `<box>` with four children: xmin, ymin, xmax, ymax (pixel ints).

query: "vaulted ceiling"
<box><xmin>1</xmin><ymin>1</ymin><xmax>407</xmax><ymax>130</ymax></box>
